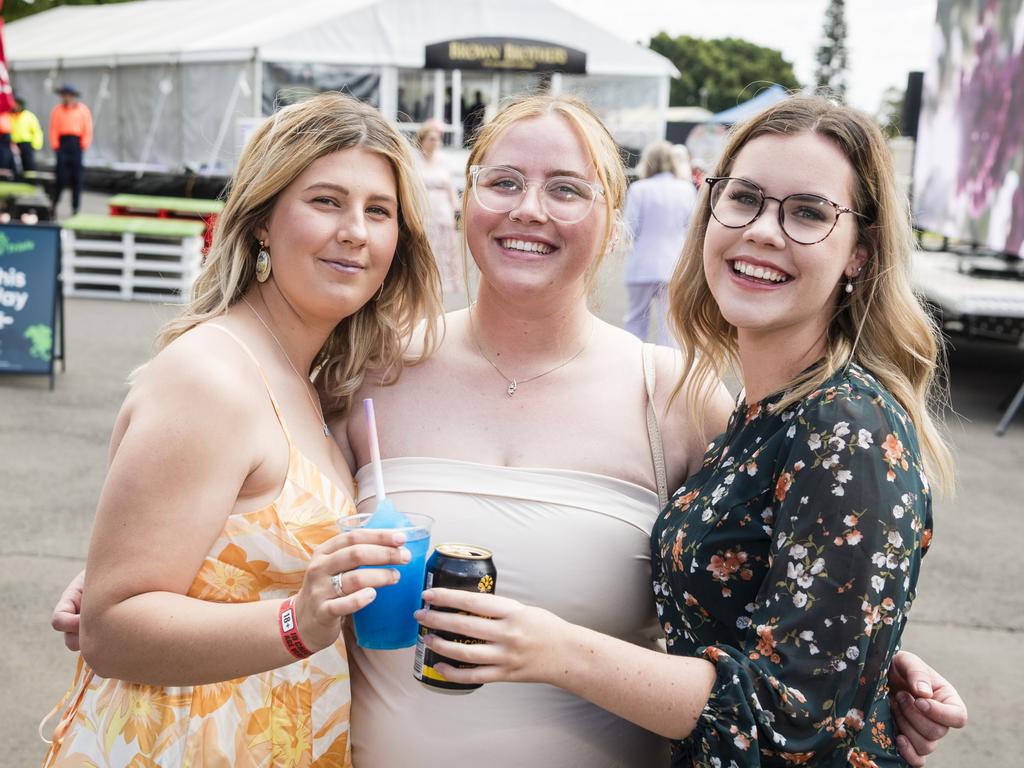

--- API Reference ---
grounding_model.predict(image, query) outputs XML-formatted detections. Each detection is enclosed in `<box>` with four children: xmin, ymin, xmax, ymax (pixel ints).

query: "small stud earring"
<box><xmin>255</xmin><ymin>241</ymin><xmax>271</xmax><ymax>283</ymax></box>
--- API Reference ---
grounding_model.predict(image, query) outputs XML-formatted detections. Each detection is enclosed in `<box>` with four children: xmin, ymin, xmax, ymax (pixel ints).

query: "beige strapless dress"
<box><xmin>350</xmin><ymin>457</ymin><xmax>669</xmax><ymax>768</ymax></box>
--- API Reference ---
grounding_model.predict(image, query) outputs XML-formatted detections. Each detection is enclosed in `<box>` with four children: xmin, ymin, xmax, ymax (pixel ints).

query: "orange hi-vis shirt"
<box><xmin>49</xmin><ymin>102</ymin><xmax>93</xmax><ymax>151</ymax></box>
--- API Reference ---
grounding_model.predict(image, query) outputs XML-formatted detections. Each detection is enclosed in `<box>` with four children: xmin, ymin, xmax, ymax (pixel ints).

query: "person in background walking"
<box><xmin>416</xmin><ymin>119</ymin><xmax>463</xmax><ymax>295</ymax></box>
<box><xmin>623</xmin><ymin>140</ymin><xmax>697</xmax><ymax>345</ymax></box>
<box><xmin>11</xmin><ymin>96</ymin><xmax>44</xmax><ymax>175</ymax></box>
<box><xmin>49</xmin><ymin>84</ymin><xmax>92</xmax><ymax>215</ymax></box>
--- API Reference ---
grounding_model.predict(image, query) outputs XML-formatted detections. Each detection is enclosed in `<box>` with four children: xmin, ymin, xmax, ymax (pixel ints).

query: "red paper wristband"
<box><xmin>278</xmin><ymin>596</ymin><xmax>314</xmax><ymax>659</ymax></box>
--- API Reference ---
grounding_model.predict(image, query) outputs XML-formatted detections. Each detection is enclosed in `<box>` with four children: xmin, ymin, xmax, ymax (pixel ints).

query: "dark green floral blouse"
<box><xmin>651</xmin><ymin>363</ymin><xmax>933</xmax><ymax>768</ymax></box>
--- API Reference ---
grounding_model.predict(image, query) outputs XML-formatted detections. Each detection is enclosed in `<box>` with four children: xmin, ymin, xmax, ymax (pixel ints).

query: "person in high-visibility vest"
<box><xmin>49</xmin><ymin>84</ymin><xmax>93</xmax><ymax>215</ymax></box>
<box><xmin>10</xmin><ymin>96</ymin><xmax>44</xmax><ymax>175</ymax></box>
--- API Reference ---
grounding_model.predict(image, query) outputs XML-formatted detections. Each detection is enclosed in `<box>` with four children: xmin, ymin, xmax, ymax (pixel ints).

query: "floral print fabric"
<box><xmin>43</xmin><ymin>446</ymin><xmax>356</xmax><ymax>768</ymax></box>
<box><xmin>651</xmin><ymin>363</ymin><xmax>932</xmax><ymax>767</ymax></box>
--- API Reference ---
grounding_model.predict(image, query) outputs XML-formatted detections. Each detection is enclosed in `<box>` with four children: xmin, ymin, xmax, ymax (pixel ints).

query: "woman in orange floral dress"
<box><xmin>41</xmin><ymin>93</ymin><xmax>442</xmax><ymax>767</ymax></box>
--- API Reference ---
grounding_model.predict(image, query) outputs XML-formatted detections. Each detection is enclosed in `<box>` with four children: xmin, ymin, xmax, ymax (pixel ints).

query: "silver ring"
<box><xmin>330</xmin><ymin>573</ymin><xmax>345</xmax><ymax>597</ymax></box>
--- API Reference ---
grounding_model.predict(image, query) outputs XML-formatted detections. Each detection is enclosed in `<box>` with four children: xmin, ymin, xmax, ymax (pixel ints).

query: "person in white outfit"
<box><xmin>623</xmin><ymin>141</ymin><xmax>697</xmax><ymax>345</ymax></box>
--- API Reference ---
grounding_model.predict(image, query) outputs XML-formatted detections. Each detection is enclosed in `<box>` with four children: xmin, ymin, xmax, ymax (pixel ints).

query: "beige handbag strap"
<box><xmin>642</xmin><ymin>343</ymin><xmax>669</xmax><ymax>509</ymax></box>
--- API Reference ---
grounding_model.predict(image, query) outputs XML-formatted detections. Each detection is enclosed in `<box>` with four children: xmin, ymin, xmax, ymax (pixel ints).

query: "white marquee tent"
<box><xmin>6</xmin><ymin>0</ymin><xmax>677</xmax><ymax>173</ymax></box>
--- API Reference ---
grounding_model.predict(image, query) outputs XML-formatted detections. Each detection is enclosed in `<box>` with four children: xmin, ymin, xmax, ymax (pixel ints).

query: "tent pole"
<box><xmin>489</xmin><ymin>74</ymin><xmax>499</xmax><ymax>123</ymax></box>
<box><xmin>206</xmin><ymin>65</ymin><xmax>248</xmax><ymax>173</ymax></box>
<box><xmin>252</xmin><ymin>52</ymin><xmax>263</xmax><ymax>117</ymax></box>
<box><xmin>92</xmin><ymin>70</ymin><xmax>112</xmax><ymax>164</ymax></box>
<box><xmin>657</xmin><ymin>74</ymin><xmax>669</xmax><ymax>141</ymax></box>
<box><xmin>138</xmin><ymin>65</ymin><xmax>174</xmax><ymax>175</ymax></box>
<box><xmin>432</xmin><ymin>69</ymin><xmax>444</xmax><ymax>124</ymax></box>
<box><xmin>450</xmin><ymin>68</ymin><xmax>461</xmax><ymax>146</ymax></box>
<box><xmin>379</xmin><ymin>66</ymin><xmax>397</xmax><ymax>121</ymax></box>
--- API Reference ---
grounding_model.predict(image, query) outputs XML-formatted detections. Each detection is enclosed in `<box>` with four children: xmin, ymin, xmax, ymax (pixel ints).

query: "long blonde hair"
<box><xmin>155</xmin><ymin>92</ymin><xmax>443</xmax><ymax>418</ymax></box>
<box><xmin>461</xmin><ymin>94</ymin><xmax>627</xmax><ymax>284</ymax></box>
<box><xmin>669</xmin><ymin>94</ymin><xmax>954</xmax><ymax>493</ymax></box>
<box><xmin>637</xmin><ymin>140</ymin><xmax>681</xmax><ymax>179</ymax></box>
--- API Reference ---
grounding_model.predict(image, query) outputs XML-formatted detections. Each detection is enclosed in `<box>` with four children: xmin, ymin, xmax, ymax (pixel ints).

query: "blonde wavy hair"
<box><xmin>155</xmin><ymin>92</ymin><xmax>443</xmax><ymax>419</ymax></box>
<box><xmin>415</xmin><ymin>118</ymin><xmax>445</xmax><ymax>146</ymax></box>
<box><xmin>637</xmin><ymin>140</ymin><xmax>681</xmax><ymax>179</ymax></box>
<box><xmin>461</xmin><ymin>94</ymin><xmax>627</xmax><ymax>285</ymax></box>
<box><xmin>669</xmin><ymin>94</ymin><xmax>954</xmax><ymax>493</ymax></box>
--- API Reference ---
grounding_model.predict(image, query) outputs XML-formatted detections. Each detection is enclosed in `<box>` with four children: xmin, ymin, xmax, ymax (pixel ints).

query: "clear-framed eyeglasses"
<box><xmin>469</xmin><ymin>165</ymin><xmax>605</xmax><ymax>224</ymax></box>
<box><xmin>704</xmin><ymin>176</ymin><xmax>866</xmax><ymax>245</ymax></box>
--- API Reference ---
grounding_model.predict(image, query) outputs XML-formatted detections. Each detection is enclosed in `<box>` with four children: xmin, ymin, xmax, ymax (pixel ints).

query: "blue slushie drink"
<box><xmin>342</xmin><ymin>505</ymin><xmax>433</xmax><ymax>650</ymax></box>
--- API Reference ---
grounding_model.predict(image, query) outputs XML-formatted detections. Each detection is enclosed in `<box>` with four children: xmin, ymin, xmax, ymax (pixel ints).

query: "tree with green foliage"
<box><xmin>814</xmin><ymin>0</ymin><xmax>850</xmax><ymax>102</ymax></box>
<box><xmin>877</xmin><ymin>85</ymin><xmax>905</xmax><ymax>137</ymax></box>
<box><xmin>648</xmin><ymin>32</ymin><xmax>800</xmax><ymax>112</ymax></box>
<box><xmin>2</xmin><ymin>0</ymin><xmax>133</xmax><ymax>24</ymax></box>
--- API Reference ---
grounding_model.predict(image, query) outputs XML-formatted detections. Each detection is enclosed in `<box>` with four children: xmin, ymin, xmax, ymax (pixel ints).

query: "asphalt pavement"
<box><xmin>2</xmin><ymin>192</ymin><xmax>1022</xmax><ymax>765</ymax></box>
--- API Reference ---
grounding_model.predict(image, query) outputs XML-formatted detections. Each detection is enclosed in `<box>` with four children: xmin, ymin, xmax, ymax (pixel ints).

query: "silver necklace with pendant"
<box><xmin>469</xmin><ymin>306</ymin><xmax>595</xmax><ymax>398</ymax></box>
<box><xmin>243</xmin><ymin>296</ymin><xmax>331</xmax><ymax>437</ymax></box>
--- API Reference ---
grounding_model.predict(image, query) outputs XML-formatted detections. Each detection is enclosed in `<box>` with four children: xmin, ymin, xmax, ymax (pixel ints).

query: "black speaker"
<box><xmin>902</xmin><ymin>71</ymin><xmax>925</xmax><ymax>138</ymax></box>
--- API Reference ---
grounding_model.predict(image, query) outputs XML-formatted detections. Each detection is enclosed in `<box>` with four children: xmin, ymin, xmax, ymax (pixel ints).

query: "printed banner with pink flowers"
<box><xmin>913</xmin><ymin>0</ymin><xmax>1024</xmax><ymax>256</ymax></box>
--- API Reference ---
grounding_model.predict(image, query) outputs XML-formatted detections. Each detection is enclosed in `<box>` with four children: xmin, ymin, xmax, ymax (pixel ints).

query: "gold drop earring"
<box><xmin>255</xmin><ymin>240</ymin><xmax>272</xmax><ymax>283</ymax></box>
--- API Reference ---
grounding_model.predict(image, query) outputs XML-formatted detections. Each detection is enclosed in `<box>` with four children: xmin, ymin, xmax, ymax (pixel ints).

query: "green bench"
<box><xmin>109</xmin><ymin>194</ymin><xmax>224</xmax><ymax>252</ymax></box>
<box><xmin>0</xmin><ymin>181</ymin><xmax>42</xmax><ymax>199</ymax></box>
<box><xmin>0</xmin><ymin>180</ymin><xmax>52</xmax><ymax>222</ymax></box>
<box><xmin>108</xmin><ymin>193</ymin><xmax>224</xmax><ymax>216</ymax></box>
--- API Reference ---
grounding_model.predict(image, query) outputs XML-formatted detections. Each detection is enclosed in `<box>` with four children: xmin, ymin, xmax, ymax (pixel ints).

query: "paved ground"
<box><xmin>3</xmin><ymin>191</ymin><xmax>1022</xmax><ymax>765</ymax></box>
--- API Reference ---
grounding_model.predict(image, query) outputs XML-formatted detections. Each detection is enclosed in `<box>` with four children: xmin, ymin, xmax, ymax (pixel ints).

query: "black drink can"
<box><xmin>413</xmin><ymin>544</ymin><xmax>497</xmax><ymax>693</ymax></box>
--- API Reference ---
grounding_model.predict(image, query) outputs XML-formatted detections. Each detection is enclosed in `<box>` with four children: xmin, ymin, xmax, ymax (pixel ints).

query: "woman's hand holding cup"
<box><xmin>295</xmin><ymin>529</ymin><xmax>410</xmax><ymax>652</ymax></box>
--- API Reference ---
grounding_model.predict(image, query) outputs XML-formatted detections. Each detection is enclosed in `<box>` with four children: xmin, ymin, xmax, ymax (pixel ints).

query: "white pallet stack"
<box><xmin>61</xmin><ymin>220</ymin><xmax>204</xmax><ymax>302</ymax></box>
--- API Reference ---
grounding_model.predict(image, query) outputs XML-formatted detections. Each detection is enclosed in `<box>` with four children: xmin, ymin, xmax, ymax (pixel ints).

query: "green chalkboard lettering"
<box><xmin>0</xmin><ymin>232</ymin><xmax>36</xmax><ymax>256</ymax></box>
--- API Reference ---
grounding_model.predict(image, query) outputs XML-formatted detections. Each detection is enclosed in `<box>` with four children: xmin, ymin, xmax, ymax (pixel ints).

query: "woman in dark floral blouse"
<box><xmin>418</xmin><ymin>95</ymin><xmax>961</xmax><ymax>766</ymax></box>
<box><xmin>646</xmin><ymin>95</ymin><xmax>955</xmax><ymax>765</ymax></box>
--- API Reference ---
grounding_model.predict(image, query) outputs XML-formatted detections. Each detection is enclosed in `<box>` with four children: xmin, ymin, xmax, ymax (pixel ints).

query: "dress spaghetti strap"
<box><xmin>205</xmin><ymin>322</ymin><xmax>294</xmax><ymax>445</ymax></box>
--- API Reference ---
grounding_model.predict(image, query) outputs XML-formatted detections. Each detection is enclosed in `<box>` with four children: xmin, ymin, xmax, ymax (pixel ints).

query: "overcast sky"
<box><xmin>553</xmin><ymin>0</ymin><xmax>937</xmax><ymax>113</ymax></box>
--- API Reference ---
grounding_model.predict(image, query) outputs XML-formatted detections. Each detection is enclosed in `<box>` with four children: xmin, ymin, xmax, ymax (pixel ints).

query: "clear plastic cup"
<box><xmin>341</xmin><ymin>511</ymin><xmax>433</xmax><ymax>650</ymax></box>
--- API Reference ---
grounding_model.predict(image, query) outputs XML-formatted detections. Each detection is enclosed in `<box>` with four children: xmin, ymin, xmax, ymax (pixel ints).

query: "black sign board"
<box><xmin>425</xmin><ymin>37</ymin><xmax>586</xmax><ymax>74</ymax></box>
<box><xmin>0</xmin><ymin>223</ymin><xmax>64</xmax><ymax>388</ymax></box>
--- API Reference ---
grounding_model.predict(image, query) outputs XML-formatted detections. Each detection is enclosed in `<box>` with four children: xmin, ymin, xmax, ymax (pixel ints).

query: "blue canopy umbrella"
<box><xmin>707</xmin><ymin>84</ymin><xmax>790</xmax><ymax>125</ymax></box>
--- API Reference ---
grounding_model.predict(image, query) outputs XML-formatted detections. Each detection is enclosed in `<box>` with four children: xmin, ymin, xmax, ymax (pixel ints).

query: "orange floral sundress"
<box><xmin>43</xmin><ymin>326</ymin><xmax>355</xmax><ymax>767</ymax></box>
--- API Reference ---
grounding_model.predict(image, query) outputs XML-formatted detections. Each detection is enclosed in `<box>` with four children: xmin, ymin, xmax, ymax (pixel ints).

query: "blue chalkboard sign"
<box><xmin>0</xmin><ymin>223</ymin><xmax>63</xmax><ymax>387</ymax></box>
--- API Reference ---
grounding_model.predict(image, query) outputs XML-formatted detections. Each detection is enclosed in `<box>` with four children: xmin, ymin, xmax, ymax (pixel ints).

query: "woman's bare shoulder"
<box><xmin>590</xmin><ymin>318</ymin><xmax>646</xmax><ymax>354</ymax></box>
<box><xmin>363</xmin><ymin>308</ymin><xmax>462</xmax><ymax>388</ymax></box>
<box><xmin>589</xmin><ymin>326</ymin><xmax>679</xmax><ymax>384</ymax></box>
<box><xmin>126</xmin><ymin>323</ymin><xmax>264</xmax><ymax>435</ymax></box>
<box><xmin>652</xmin><ymin>347</ymin><xmax>734</xmax><ymax>476</ymax></box>
<box><xmin>403</xmin><ymin>309</ymin><xmax>457</xmax><ymax>359</ymax></box>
